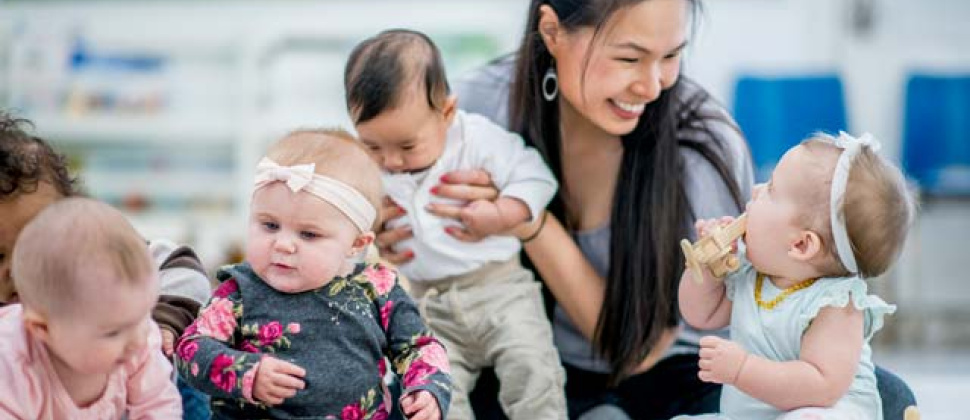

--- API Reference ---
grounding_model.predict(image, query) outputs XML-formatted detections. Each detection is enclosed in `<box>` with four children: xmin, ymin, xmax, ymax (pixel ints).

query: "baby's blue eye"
<box><xmin>262</xmin><ymin>221</ymin><xmax>280</xmax><ymax>231</ymax></box>
<box><xmin>300</xmin><ymin>231</ymin><xmax>320</xmax><ymax>240</ymax></box>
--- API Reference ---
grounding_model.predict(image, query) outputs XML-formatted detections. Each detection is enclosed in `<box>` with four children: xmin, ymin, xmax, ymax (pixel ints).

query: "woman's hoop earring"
<box><xmin>542</xmin><ymin>65</ymin><xmax>559</xmax><ymax>101</ymax></box>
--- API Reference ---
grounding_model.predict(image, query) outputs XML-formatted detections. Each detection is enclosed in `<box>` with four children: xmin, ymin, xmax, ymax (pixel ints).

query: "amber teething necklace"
<box><xmin>754</xmin><ymin>273</ymin><xmax>818</xmax><ymax>310</ymax></box>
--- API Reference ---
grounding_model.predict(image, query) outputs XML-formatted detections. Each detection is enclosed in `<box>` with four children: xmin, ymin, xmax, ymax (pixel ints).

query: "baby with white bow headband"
<box><xmin>677</xmin><ymin>132</ymin><xmax>916</xmax><ymax>420</ymax></box>
<box><xmin>176</xmin><ymin>129</ymin><xmax>452</xmax><ymax>420</ymax></box>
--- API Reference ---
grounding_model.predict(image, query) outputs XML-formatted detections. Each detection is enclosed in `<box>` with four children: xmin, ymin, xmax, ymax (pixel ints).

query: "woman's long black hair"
<box><xmin>510</xmin><ymin>0</ymin><xmax>744</xmax><ymax>382</ymax></box>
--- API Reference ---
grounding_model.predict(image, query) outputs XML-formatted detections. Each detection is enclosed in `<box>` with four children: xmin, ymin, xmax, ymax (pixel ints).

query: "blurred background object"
<box><xmin>0</xmin><ymin>0</ymin><xmax>525</xmax><ymax>272</ymax></box>
<box><xmin>733</xmin><ymin>74</ymin><xmax>849</xmax><ymax>182</ymax></box>
<box><xmin>1</xmin><ymin>0</ymin><xmax>967</xmax><ymax>416</ymax></box>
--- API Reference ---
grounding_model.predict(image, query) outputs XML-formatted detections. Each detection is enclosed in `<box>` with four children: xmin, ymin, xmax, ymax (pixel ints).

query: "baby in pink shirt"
<box><xmin>0</xmin><ymin>198</ymin><xmax>181</xmax><ymax>419</ymax></box>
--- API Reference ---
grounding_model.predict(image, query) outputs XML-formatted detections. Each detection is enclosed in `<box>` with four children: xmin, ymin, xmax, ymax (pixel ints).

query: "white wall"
<box><xmin>6</xmin><ymin>0</ymin><xmax>967</xmax><ymax>157</ymax></box>
<box><xmin>687</xmin><ymin>0</ymin><xmax>970</xmax><ymax>160</ymax></box>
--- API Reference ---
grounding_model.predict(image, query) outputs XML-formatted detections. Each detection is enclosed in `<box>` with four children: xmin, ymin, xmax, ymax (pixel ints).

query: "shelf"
<box><xmin>25</xmin><ymin>113</ymin><xmax>236</xmax><ymax>145</ymax></box>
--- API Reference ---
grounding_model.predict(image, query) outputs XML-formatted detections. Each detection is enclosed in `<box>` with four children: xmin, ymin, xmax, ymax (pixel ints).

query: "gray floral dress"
<box><xmin>176</xmin><ymin>262</ymin><xmax>452</xmax><ymax>419</ymax></box>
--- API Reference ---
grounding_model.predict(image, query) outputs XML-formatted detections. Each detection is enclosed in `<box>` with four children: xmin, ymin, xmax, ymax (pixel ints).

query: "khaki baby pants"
<box><xmin>409</xmin><ymin>258</ymin><xmax>567</xmax><ymax>420</ymax></box>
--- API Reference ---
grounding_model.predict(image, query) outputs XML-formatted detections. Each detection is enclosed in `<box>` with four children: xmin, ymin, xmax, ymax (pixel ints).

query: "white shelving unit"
<box><xmin>1</xmin><ymin>0</ymin><xmax>526</xmax><ymax>271</ymax></box>
<box><xmin>25</xmin><ymin>114</ymin><xmax>236</xmax><ymax>144</ymax></box>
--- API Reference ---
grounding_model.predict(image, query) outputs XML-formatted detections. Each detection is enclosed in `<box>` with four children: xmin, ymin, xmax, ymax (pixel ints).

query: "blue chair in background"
<box><xmin>901</xmin><ymin>74</ymin><xmax>970</xmax><ymax>197</ymax></box>
<box><xmin>733</xmin><ymin>75</ymin><xmax>849</xmax><ymax>181</ymax></box>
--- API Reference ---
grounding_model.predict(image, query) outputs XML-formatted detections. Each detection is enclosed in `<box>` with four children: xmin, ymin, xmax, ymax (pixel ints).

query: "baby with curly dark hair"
<box><xmin>1</xmin><ymin>113</ymin><xmax>81</xmax><ymax>301</ymax></box>
<box><xmin>0</xmin><ymin>114</ymin><xmax>79</xmax><ymax>198</ymax></box>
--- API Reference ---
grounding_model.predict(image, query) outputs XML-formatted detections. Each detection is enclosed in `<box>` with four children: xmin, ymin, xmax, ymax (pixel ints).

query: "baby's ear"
<box><xmin>442</xmin><ymin>95</ymin><xmax>458</xmax><ymax>123</ymax></box>
<box><xmin>347</xmin><ymin>232</ymin><xmax>375</xmax><ymax>258</ymax></box>
<box><xmin>22</xmin><ymin>307</ymin><xmax>52</xmax><ymax>344</ymax></box>
<box><xmin>788</xmin><ymin>229</ymin><xmax>823</xmax><ymax>262</ymax></box>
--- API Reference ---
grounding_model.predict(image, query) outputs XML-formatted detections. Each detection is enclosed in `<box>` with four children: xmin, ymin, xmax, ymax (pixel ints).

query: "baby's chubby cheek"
<box><xmin>0</xmin><ymin>277</ymin><xmax>17</xmax><ymax>304</ymax></box>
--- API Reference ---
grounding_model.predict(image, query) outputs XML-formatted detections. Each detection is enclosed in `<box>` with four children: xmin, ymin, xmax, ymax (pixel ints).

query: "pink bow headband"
<box><xmin>253</xmin><ymin>158</ymin><xmax>376</xmax><ymax>232</ymax></box>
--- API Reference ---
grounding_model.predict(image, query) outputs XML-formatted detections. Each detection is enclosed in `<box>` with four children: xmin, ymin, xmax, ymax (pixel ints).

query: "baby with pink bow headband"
<box><xmin>176</xmin><ymin>129</ymin><xmax>452</xmax><ymax>420</ymax></box>
<box><xmin>677</xmin><ymin>131</ymin><xmax>916</xmax><ymax>420</ymax></box>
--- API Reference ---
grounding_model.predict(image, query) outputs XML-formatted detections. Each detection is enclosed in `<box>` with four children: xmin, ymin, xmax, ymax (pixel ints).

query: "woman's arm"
<box><xmin>516</xmin><ymin>212</ymin><xmax>677</xmax><ymax>373</ymax></box>
<box><xmin>433</xmin><ymin>170</ymin><xmax>605</xmax><ymax>336</ymax></box>
<box><xmin>432</xmin><ymin>170</ymin><xmax>677</xmax><ymax>372</ymax></box>
<box><xmin>516</xmin><ymin>213</ymin><xmax>603</xmax><ymax>339</ymax></box>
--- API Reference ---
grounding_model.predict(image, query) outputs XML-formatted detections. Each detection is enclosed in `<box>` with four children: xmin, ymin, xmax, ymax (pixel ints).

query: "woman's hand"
<box><xmin>425</xmin><ymin>169</ymin><xmax>499</xmax><ymax>242</ymax></box>
<box><xmin>374</xmin><ymin>197</ymin><xmax>415</xmax><ymax>265</ymax></box>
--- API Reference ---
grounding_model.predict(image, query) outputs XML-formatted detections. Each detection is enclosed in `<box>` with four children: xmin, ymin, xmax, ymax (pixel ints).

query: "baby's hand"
<box><xmin>694</xmin><ymin>216</ymin><xmax>736</xmax><ymax>239</ymax></box>
<box><xmin>160</xmin><ymin>329</ymin><xmax>176</xmax><ymax>357</ymax></box>
<box><xmin>401</xmin><ymin>390</ymin><xmax>440</xmax><ymax>420</ymax></box>
<box><xmin>698</xmin><ymin>335</ymin><xmax>748</xmax><ymax>385</ymax></box>
<box><xmin>253</xmin><ymin>356</ymin><xmax>306</xmax><ymax>406</ymax></box>
<box><xmin>456</xmin><ymin>199</ymin><xmax>506</xmax><ymax>238</ymax></box>
<box><xmin>695</xmin><ymin>216</ymin><xmax>740</xmax><ymax>257</ymax></box>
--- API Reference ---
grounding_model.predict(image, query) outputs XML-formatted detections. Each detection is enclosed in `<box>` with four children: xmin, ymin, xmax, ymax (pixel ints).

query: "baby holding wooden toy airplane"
<box><xmin>677</xmin><ymin>132</ymin><xmax>915</xmax><ymax>420</ymax></box>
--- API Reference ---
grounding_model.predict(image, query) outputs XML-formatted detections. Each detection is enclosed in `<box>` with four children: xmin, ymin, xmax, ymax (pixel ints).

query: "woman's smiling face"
<box><xmin>547</xmin><ymin>0</ymin><xmax>688</xmax><ymax>136</ymax></box>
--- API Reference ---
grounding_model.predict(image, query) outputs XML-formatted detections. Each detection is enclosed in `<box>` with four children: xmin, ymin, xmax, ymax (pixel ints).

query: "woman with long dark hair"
<box><xmin>379</xmin><ymin>1</ymin><xmax>747</xmax><ymax>417</ymax></box>
<box><xmin>373</xmin><ymin>0</ymin><xmax>915</xmax><ymax>418</ymax></box>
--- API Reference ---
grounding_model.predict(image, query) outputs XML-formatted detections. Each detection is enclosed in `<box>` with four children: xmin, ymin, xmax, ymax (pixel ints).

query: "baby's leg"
<box><xmin>483</xmin><ymin>269</ymin><xmax>566</xmax><ymax>419</ymax></box>
<box><xmin>442</xmin><ymin>345</ymin><xmax>480</xmax><ymax>420</ymax></box>
<box><xmin>411</xmin><ymin>282</ymin><xmax>480</xmax><ymax>420</ymax></box>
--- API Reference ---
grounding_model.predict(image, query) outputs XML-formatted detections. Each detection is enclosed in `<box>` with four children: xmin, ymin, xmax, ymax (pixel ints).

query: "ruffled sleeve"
<box><xmin>798</xmin><ymin>277</ymin><xmax>897</xmax><ymax>340</ymax></box>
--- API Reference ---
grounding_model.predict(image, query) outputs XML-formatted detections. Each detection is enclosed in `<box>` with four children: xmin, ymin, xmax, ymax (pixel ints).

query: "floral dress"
<box><xmin>176</xmin><ymin>262</ymin><xmax>452</xmax><ymax>419</ymax></box>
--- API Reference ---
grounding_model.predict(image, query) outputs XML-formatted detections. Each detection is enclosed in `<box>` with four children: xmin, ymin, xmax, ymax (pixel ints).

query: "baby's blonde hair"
<box><xmin>11</xmin><ymin>197</ymin><xmax>154</xmax><ymax>317</ymax></box>
<box><xmin>800</xmin><ymin>135</ymin><xmax>917</xmax><ymax>278</ymax></box>
<box><xmin>264</xmin><ymin>128</ymin><xmax>384</xmax><ymax>231</ymax></box>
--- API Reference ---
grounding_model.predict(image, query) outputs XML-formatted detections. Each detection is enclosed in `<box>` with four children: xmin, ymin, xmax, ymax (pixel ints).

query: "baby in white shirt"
<box><xmin>344</xmin><ymin>28</ymin><xmax>566</xmax><ymax>420</ymax></box>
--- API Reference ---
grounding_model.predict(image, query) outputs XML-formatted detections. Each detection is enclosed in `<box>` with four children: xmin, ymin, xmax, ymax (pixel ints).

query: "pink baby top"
<box><xmin>0</xmin><ymin>305</ymin><xmax>181</xmax><ymax>419</ymax></box>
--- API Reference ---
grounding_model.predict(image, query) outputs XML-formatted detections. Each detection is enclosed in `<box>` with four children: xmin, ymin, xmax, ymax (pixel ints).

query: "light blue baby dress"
<box><xmin>675</xmin><ymin>249</ymin><xmax>895</xmax><ymax>420</ymax></box>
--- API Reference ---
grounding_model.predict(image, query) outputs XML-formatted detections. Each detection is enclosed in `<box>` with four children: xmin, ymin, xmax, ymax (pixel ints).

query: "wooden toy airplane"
<box><xmin>680</xmin><ymin>214</ymin><xmax>748</xmax><ymax>284</ymax></box>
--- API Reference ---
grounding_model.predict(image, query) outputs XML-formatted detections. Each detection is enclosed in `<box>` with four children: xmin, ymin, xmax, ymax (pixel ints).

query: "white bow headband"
<box><xmin>253</xmin><ymin>158</ymin><xmax>376</xmax><ymax>233</ymax></box>
<box><xmin>825</xmin><ymin>131</ymin><xmax>882</xmax><ymax>274</ymax></box>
